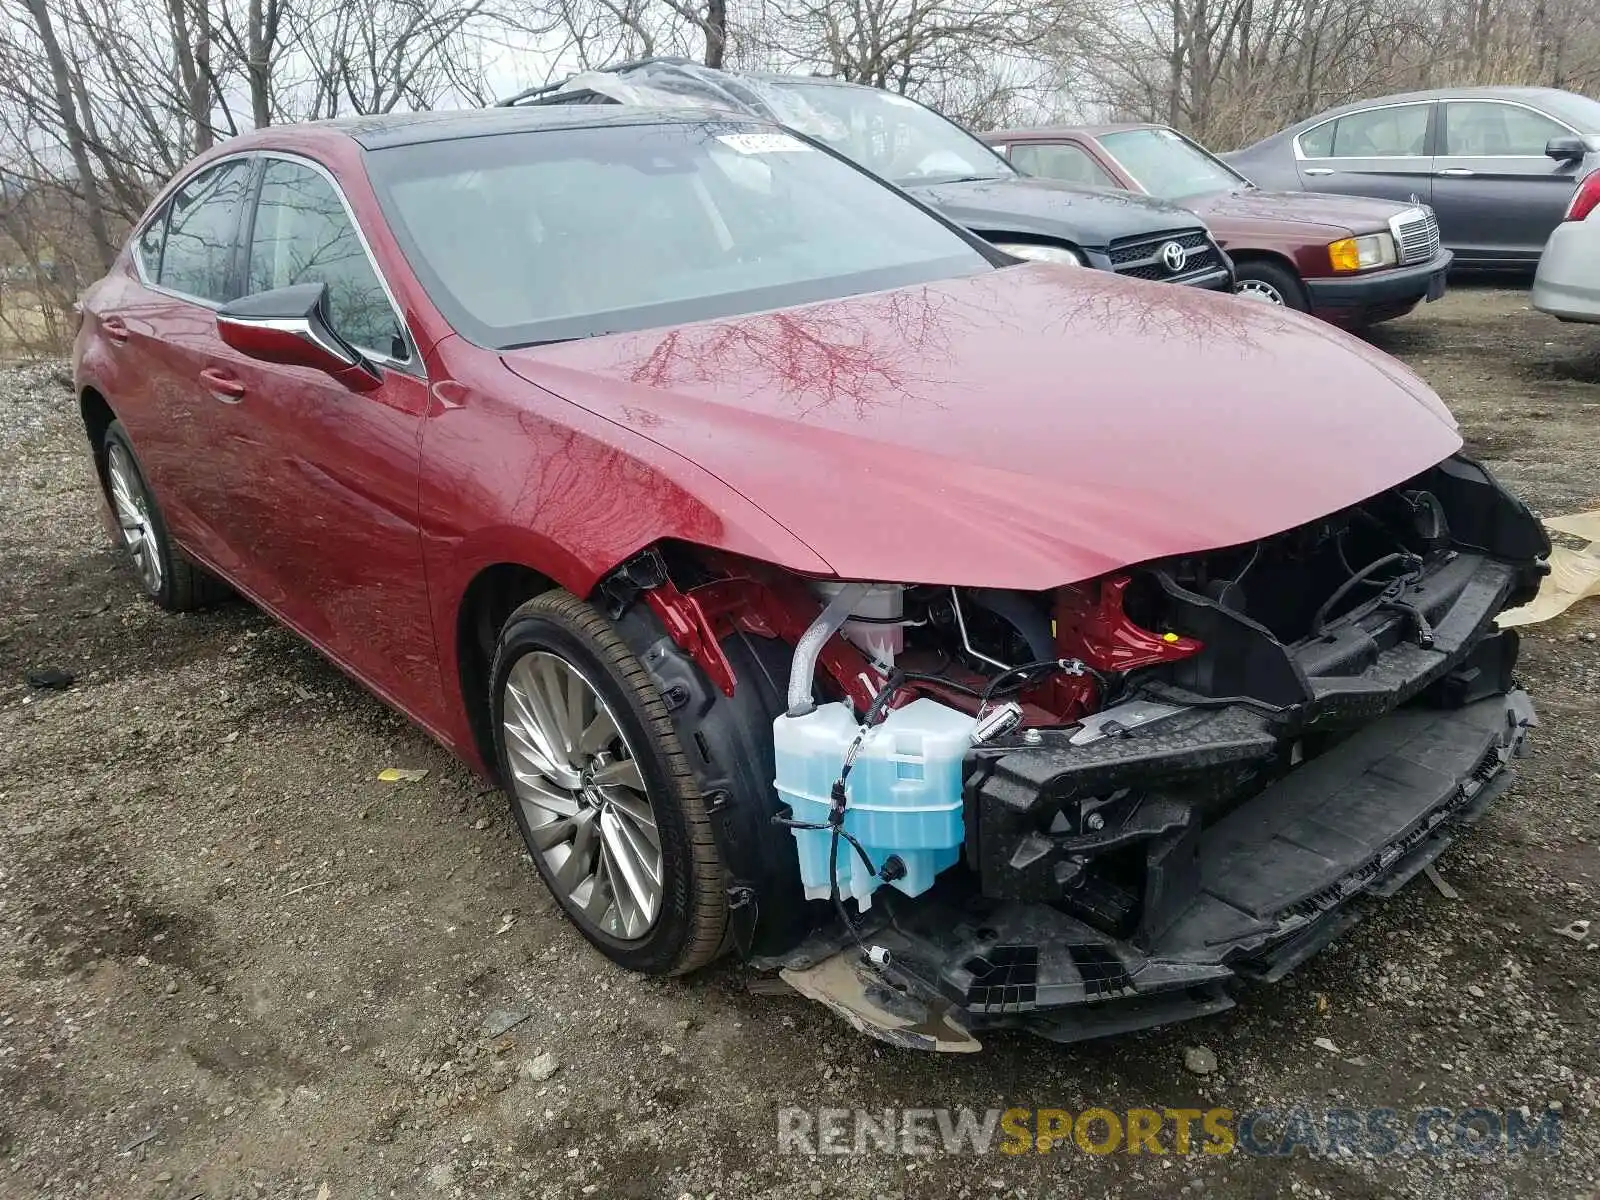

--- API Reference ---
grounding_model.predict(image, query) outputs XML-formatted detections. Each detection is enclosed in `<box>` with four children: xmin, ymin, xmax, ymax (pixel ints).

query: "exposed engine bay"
<box><xmin>601</xmin><ymin>453</ymin><xmax>1548</xmax><ymax>1050</ymax></box>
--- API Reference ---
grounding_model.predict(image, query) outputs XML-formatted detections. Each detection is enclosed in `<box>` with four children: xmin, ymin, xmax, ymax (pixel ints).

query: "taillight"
<box><xmin>1565</xmin><ymin>171</ymin><xmax>1600</xmax><ymax>222</ymax></box>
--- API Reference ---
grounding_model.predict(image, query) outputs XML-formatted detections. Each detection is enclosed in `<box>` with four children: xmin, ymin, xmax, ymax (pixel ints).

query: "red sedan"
<box><xmin>74</xmin><ymin>106</ymin><xmax>1545</xmax><ymax>1049</ymax></box>
<box><xmin>983</xmin><ymin>123</ymin><xmax>1454</xmax><ymax>328</ymax></box>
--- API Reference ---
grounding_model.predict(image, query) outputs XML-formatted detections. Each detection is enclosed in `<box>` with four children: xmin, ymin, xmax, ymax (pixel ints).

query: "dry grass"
<box><xmin>0</xmin><ymin>285</ymin><xmax>70</xmax><ymax>360</ymax></box>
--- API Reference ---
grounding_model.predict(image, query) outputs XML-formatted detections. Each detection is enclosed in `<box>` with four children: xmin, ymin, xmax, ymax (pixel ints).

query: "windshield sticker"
<box><xmin>716</xmin><ymin>132</ymin><xmax>814</xmax><ymax>154</ymax></box>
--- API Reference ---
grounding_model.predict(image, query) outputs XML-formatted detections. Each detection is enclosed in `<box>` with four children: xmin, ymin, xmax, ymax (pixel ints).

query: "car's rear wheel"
<box><xmin>491</xmin><ymin>590</ymin><xmax>728</xmax><ymax>975</ymax></box>
<box><xmin>1233</xmin><ymin>260</ymin><xmax>1308</xmax><ymax>311</ymax></box>
<box><xmin>101</xmin><ymin>421</ymin><xmax>227</xmax><ymax>611</ymax></box>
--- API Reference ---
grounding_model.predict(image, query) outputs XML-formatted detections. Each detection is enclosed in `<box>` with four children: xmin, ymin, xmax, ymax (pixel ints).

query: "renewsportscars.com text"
<box><xmin>776</xmin><ymin>1105</ymin><xmax>1562</xmax><ymax>1158</ymax></box>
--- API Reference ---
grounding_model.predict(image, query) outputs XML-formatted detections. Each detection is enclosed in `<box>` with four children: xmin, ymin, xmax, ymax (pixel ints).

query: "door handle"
<box><xmin>1303</xmin><ymin>167</ymin><xmax>1336</xmax><ymax>176</ymax></box>
<box><xmin>1437</xmin><ymin>167</ymin><xmax>1475</xmax><ymax>177</ymax></box>
<box><xmin>102</xmin><ymin>316</ymin><xmax>129</xmax><ymax>344</ymax></box>
<box><xmin>199</xmin><ymin>366</ymin><xmax>246</xmax><ymax>403</ymax></box>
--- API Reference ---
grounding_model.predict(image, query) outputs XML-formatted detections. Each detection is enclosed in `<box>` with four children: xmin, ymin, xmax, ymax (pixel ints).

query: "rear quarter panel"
<box><xmin>73</xmin><ymin>263</ymin><xmax>191</xmax><ymax>521</ymax></box>
<box><xmin>1224</xmin><ymin>139</ymin><xmax>1307</xmax><ymax>192</ymax></box>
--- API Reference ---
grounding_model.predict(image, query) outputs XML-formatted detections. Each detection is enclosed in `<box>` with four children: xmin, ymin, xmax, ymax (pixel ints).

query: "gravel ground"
<box><xmin>1</xmin><ymin>284</ymin><xmax>1597</xmax><ymax>1200</ymax></box>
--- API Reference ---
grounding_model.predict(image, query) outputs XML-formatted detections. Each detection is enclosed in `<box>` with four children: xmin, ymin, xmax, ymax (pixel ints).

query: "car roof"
<box><xmin>501</xmin><ymin>58</ymin><xmax>890</xmax><ymax>112</ymax></box>
<box><xmin>1279</xmin><ymin>86</ymin><xmax>1585</xmax><ymax>132</ymax></box>
<box><xmin>221</xmin><ymin>104</ymin><xmax>745</xmax><ymax>154</ymax></box>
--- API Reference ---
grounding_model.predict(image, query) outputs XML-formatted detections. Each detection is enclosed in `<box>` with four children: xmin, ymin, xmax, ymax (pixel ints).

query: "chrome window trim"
<box><xmin>129</xmin><ymin>149</ymin><xmax>421</xmax><ymax>375</ymax></box>
<box><xmin>1435</xmin><ymin>97</ymin><xmax>1582</xmax><ymax>159</ymax></box>
<box><xmin>129</xmin><ymin>152</ymin><xmax>256</xmax><ymax>311</ymax></box>
<box><xmin>1292</xmin><ymin>100</ymin><xmax>1434</xmax><ymax>161</ymax></box>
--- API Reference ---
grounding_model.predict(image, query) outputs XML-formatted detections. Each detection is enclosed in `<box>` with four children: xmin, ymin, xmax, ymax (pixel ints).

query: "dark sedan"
<box><xmin>502</xmin><ymin>59</ymin><xmax>1234</xmax><ymax>291</ymax></box>
<box><xmin>1225</xmin><ymin>86</ymin><xmax>1600</xmax><ymax>268</ymax></box>
<box><xmin>983</xmin><ymin>122</ymin><xmax>1451</xmax><ymax>328</ymax></box>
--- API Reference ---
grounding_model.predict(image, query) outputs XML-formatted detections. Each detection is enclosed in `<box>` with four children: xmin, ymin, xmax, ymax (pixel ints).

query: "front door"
<box><xmin>1295</xmin><ymin>101</ymin><xmax>1436</xmax><ymax>206</ymax></box>
<box><xmin>1430</xmin><ymin>99</ymin><xmax>1585</xmax><ymax>265</ymax></box>
<box><xmin>221</xmin><ymin>154</ymin><xmax>442</xmax><ymax>715</ymax></box>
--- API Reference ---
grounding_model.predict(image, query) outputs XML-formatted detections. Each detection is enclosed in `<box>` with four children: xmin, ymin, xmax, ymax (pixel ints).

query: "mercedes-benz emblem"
<box><xmin>1160</xmin><ymin>241</ymin><xmax>1188</xmax><ymax>273</ymax></box>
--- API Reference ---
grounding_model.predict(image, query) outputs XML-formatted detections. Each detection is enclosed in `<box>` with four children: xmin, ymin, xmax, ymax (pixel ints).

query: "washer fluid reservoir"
<box><xmin>774</xmin><ymin>698</ymin><xmax>975</xmax><ymax>909</ymax></box>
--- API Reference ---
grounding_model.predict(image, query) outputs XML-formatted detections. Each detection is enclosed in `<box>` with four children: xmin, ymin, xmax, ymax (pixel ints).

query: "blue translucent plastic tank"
<box><xmin>773</xmin><ymin>699</ymin><xmax>977</xmax><ymax>909</ymax></box>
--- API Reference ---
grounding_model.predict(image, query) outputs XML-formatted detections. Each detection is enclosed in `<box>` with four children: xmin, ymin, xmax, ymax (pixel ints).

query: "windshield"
<box><xmin>765</xmin><ymin>82</ymin><xmax>1015</xmax><ymax>187</ymax></box>
<box><xmin>365</xmin><ymin>121</ymin><xmax>993</xmax><ymax>348</ymax></box>
<box><xmin>1099</xmin><ymin>127</ymin><xmax>1248</xmax><ymax>200</ymax></box>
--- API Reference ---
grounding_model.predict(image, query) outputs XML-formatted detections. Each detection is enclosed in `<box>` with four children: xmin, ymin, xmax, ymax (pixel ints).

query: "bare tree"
<box><xmin>16</xmin><ymin>0</ymin><xmax>117</xmax><ymax>266</ymax></box>
<box><xmin>1065</xmin><ymin>0</ymin><xmax>1600</xmax><ymax>147</ymax></box>
<box><xmin>6</xmin><ymin>0</ymin><xmax>1600</xmax><ymax>360</ymax></box>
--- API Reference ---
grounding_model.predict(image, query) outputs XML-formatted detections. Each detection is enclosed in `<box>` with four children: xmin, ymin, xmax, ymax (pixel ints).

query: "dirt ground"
<box><xmin>1</xmin><ymin>284</ymin><xmax>1597</xmax><ymax>1200</ymax></box>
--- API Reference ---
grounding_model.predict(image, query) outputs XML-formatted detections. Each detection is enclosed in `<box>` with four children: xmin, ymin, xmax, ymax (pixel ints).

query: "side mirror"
<box><xmin>1546</xmin><ymin>135</ymin><xmax>1588</xmax><ymax>162</ymax></box>
<box><xmin>216</xmin><ymin>282</ymin><xmax>380</xmax><ymax>391</ymax></box>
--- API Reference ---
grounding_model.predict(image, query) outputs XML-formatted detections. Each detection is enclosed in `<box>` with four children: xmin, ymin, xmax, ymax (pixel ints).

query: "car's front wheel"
<box><xmin>1233</xmin><ymin>260</ymin><xmax>1308</xmax><ymax>311</ymax></box>
<box><xmin>490</xmin><ymin>590</ymin><xmax>729</xmax><ymax>975</ymax></box>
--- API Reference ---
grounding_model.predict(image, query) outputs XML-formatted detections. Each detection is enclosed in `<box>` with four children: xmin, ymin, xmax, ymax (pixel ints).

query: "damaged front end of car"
<box><xmin>606</xmin><ymin>453</ymin><xmax>1548</xmax><ymax>1051</ymax></box>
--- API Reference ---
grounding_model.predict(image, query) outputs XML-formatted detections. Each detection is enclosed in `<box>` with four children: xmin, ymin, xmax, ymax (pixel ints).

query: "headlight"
<box><xmin>1328</xmin><ymin>232</ymin><xmax>1397</xmax><ymax>272</ymax></box>
<box><xmin>993</xmin><ymin>242</ymin><xmax>1083</xmax><ymax>266</ymax></box>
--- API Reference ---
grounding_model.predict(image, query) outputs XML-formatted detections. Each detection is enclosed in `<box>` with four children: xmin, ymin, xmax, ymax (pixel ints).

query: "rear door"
<box><xmin>222</xmin><ymin>153</ymin><xmax>442</xmax><ymax>711</ymax></box>
<box><xmin>1294</xmin><ymin>101</ymin><xmax>1436</xmax><ymax>205</ymax></box>
<box><xmin>1430</xmin><ymin>99</ymin><xmax>1584</xmax><ymax>265</ymax></box>
<box><xmin>116</xmin><ymin>157</ymin><xmax>259</xmax><ymax>576</ymax></box>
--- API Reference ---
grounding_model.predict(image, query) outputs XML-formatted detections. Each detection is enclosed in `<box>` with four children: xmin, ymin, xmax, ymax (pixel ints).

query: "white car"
<box><xmin>1533</xmin><ymin>170</ymin><xmax>1600</xmax><ymax>322</ymax></box>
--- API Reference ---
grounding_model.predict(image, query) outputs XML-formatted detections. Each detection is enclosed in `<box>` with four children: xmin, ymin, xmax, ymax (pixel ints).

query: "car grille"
<box><xmin>1392</xmin><ymin>209</ymin><xmax>1441</xmax><ymax>265</ymax></box>
<box><xmin>1107</xmin><ymin>230</ymin><xmax>1221</xmax><ymax>284</ymax></box>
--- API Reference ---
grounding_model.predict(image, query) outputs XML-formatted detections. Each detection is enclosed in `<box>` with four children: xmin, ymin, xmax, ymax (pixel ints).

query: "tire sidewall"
<box><xmin>102</xmin><ymin>422</ymin><xmax>179</xmax><ymax>609</ymax></box>
<box><xmin>490</xmin><ymin>604</ymin><xmax>702</xmax><ymax>975</ymax></box>
<box><xmin>1233</xmin><ymin>262</ymin><xmax>1308</xmax><ymax>311</ymax></box>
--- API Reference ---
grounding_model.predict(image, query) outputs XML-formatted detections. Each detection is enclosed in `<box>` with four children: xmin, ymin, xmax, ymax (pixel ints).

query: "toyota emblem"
<box><xmin>1160</xmin><ymin>241</ymin><xmax>1188</xmax><ymax>273</ymax></box>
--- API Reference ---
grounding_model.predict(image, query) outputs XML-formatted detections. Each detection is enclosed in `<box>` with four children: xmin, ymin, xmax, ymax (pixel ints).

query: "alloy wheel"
<box><xmin>502</xmin><ymin>650</ymin><xmax>664</xmax><ymax>940</ymax></box>
<box><xmin>1235</xmin><ymin>279</ymin><xmax>1286</xmax><ymax>305</ymax></box>
<box><xmin>106</xmin><ymin>442</ymin><xmax>163</xmax><ymax>594</ymax></box>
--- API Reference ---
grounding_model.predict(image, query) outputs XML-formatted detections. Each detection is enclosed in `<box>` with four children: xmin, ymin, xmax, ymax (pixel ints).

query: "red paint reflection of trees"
<box><xmin>616</xmin><ymin>285</ymin><xmax>968</xmax><ymax>420</ymax></box>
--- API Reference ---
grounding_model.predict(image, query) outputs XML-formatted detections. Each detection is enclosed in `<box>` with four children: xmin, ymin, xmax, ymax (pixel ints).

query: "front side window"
<box><xmin>160</xmin><ymin>159</ymin><xmax>252</xmax><ymax>302</ymax></box>
<box><xmin>247</xmin><ymin>158</ymin><xmax>405</xmax><ymax>358</ymax></box>
<box><xmin>366</xmin><ymin>121</ymin><xmax>993</xmax><ymax>348</ymax></box>
<box><xmin>1326</xmin><ymin>105</ymin><xmax>1431</xmax><ymax>158</ymax></box>
<box><xmin>1444</xmin><ymin>101</ymin><xmax>1568</xmax><ymax>156</ymax></box>
<box><xmin>1098</xmin><ymin>127</ymin><xmax>1246</xmax><ymax>199</ymax></box>
<box><xmin>1009</xmin><ymin>143</ymin><xmax>1117</xmax><ymax>188</ymax></box>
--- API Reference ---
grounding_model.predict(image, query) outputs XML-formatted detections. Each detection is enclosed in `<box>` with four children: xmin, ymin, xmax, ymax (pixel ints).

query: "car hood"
<box><xmin>501</xmin><ymin>264</ymin><xmax>1461</xmax><ymax>591</ymax></box>
<box><xmin>1188</xmin><ymin>187</ymin><xmax>1419</xmax><ymax>234</ymax></box>
<box><xmin>904</xmin><ymin>176</ymin><xmax>1208</xmax><ymax>249</ymax></box>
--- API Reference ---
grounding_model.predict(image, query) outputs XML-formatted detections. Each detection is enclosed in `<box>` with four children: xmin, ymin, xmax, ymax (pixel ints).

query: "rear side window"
<box><xmin>1327</xmin><ymin>105</ymin><xmax>1431</xmax><ymax>158</ymax></box>
<box><xmin>159</xmin><ymin>159</ymin><xmax>252</xmax><ymax>302</ymax></box>
<box><xmin>135</xmin><ymin>205</ymin><xmax>167</xmax><ymax>279</ymax></box>
<box><xmin>247</xmin><ymin>158</ymin><xmax>406</xmax><ymax>358</ymax></box>
<box><xmin>1009</xmin><ymin>143</ymin><xmax>1118</xmax><ymax>188</ymax></box>
<box><xmin>1298</xmin><ymin>121</ymin><xmax>1335</xmax><ymax>158</ymax></box>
